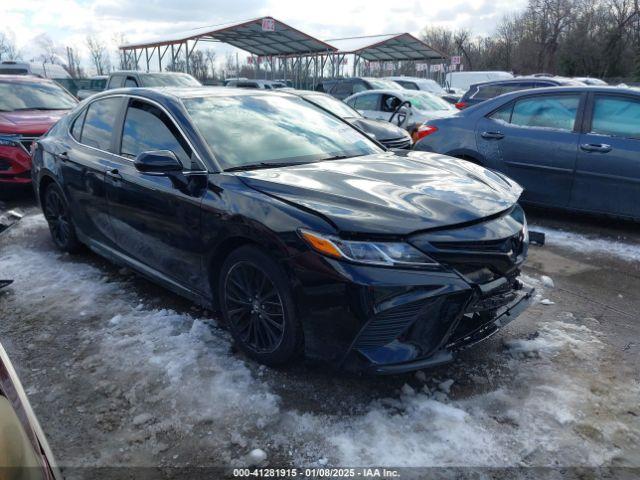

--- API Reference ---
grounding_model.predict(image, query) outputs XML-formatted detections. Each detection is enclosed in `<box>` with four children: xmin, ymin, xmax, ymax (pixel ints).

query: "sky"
<box><xmin>1</xmin><ymin>0</ymin><xmax>527</xmax><ymax>74</ymax></box>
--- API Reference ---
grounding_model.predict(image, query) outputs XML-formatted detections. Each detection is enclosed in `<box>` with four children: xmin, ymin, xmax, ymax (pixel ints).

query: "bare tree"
<box><xmin>0</xmin><ymin>31</ymin><xmax>20</xmax><ymax>61</ymax></box>
<box><xmin>112</xmin><ymin>33</ymin><xmax>129</xmax><ymax>70</ymax></box>
<box><xmin>418</xmin><ymin>0</ymin><xmax>640</xmax><ymax>80</ymax></box>
<box><xmin>35</xmin><ymin>34</ymin><xmax>59</xmax><ymax>63</ymax></box>
<box><xmin>86</xmin><ymin>35</ymin><xmax>110</xmax><ymax>75</ymax></box>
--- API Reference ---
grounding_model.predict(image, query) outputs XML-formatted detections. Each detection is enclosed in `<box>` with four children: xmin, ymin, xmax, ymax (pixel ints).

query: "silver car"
<box><xmin>344</xmin><ymin>89</ymin><xmax>457</xmax><ymax>134</ymax></box>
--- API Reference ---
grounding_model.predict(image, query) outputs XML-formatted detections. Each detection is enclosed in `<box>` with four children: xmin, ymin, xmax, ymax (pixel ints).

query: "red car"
<box><xmin>0</xmin><ymin>75</ymin><xmax>76</xmax><ymax>187</ymax></box>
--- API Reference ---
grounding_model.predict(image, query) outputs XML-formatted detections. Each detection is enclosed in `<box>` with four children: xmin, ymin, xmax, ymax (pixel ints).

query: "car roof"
<box><xmin>470</xmin><ymin>76</ymin><xmax>580</xmax><ymax>87</ymax></box>
<box><xmin>95</xmin><ymin>86</ymin><xmax>299</xmax><ymax>101</ymax></box>
<box><xmin>0</xmin><ymin>74</ymin><xmax>57</xmax><ymax>84</ymax></box>
<box><xmin>473</xmin><ymin>85</ymin><xmax>640</xmax><ymax>106</ymax></box>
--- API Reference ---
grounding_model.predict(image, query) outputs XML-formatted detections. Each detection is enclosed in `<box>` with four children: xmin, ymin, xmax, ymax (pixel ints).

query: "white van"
<box><xmin>0</xmin><ymin>61</ymin><xmax>71</xmax><ymax>79</ymax></box>
<box><xmin>445</xmin><ymin>71</ymin><xmax>513</xmax><ymax>94</ymax></box>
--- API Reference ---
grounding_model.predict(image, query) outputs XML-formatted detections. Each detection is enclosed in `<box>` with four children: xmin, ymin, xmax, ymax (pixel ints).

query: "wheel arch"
<box><xmin>206</xmin><ymin>233</ymin><xmax>293</xmax><ymax>310</ymax></box>
<box><xmin>37</xmin><ymin>172</ymin><xmax>61</xmax><ymax>209</ymax></box>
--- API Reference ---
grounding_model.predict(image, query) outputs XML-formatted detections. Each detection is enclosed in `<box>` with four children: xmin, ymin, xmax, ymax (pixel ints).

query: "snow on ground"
<box><xmin>1</xmin><ymin>214</ymin><xmax>638</xmax><ymax>470</ymax></box>
<box><xmin>530</xmin><ymin>225</ymin><xmax>640</xmax><ymax>262</ymax></box>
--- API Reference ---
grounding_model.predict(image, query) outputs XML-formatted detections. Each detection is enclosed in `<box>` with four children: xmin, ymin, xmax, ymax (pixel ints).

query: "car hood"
<box><xmin>0</xmin><ymin>110</ymin><xmax>69</xmax><ymax>136</ymax></box>
<box><xmin>236</xmin><ymin>151</ymin><xmax>523</xmax><ymax>235</ymax></box>
<box><xmin>346</xmin><ymin>117</ymin><xmax>409</xmax><ymax>141</ymax></box>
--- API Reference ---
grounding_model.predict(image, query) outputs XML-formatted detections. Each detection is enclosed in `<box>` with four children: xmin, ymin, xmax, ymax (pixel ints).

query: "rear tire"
<box><xmin>218</xmin><ymin>245</ymin><xmax>302</xmax><ymax>366</ymax></box>
<box><xmin>43</xmin><ymin>183</ymin><xmax>82</xmax><ymax>253</ymax></box>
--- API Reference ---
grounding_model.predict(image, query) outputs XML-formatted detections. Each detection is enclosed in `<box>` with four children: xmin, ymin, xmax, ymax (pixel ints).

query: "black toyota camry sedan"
<box><xmin>32</xmin><ymin>87</ymin><xmax>533</xmax><ymax>374</ymax></box>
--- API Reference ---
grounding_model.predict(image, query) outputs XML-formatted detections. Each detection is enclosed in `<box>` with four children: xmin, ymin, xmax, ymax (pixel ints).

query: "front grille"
<box><xmin>431</xmin><ymin>234</ymin><xmax>525</xmax><ymax>256</ymax></box>
<box><xmin>382</xmin><ymin>137</ymin><xmax>411</xmax><ymax>149</ymax></box>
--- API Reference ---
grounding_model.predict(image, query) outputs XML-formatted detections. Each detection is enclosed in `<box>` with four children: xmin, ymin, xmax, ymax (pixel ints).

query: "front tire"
<box><xmin>43</xmin><ymin>184</ymin><xmax>81</xmax><ymax>253</ymax></box>
<box><xmin>218</xmin><ymin>246</ymin><xmax>302</xmax><ymax>366</ymax></box>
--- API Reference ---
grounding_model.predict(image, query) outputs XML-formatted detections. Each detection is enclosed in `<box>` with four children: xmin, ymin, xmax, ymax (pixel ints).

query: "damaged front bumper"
<box><xmin>291</xmin><ymin>205</ymin><xmax>533</xmax><ymax>374</ymax></box>
<box><xmin>365</xmin><ymin>285</ymin><xmax>534</xmax><ymax>375</ymax></box>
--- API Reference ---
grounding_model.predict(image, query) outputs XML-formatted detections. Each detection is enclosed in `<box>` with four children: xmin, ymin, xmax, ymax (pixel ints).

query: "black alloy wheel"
<box><xmin>43</xmin><ymin>184</ymin><xmax>81</xmax><ymax>252</ymax></box>
<box><xmin>219</xmin><ymin>246</ymin><xmax>302</xmax><ymax>365</ymax></box>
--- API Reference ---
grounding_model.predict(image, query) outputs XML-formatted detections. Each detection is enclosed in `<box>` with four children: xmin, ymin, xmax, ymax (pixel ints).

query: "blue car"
<box><xmin>414</xmin><ymin>86</ymin><xmax>640</xmax><ymax>221</ymax></box>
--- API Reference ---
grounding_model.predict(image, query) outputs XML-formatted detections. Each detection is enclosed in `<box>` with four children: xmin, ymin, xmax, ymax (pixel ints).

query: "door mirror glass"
<box><xmin>134</xmin><ymin>150</ymin><xmax>183</xmax><ymax>173</ymax></box>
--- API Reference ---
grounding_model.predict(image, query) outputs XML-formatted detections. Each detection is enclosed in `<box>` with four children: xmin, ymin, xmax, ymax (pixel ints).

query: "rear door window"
<box><xmin>352</xmin><ymin>81</ymin><xmax>368</xmax><ymax>93</ymax></box>
<box><xmin>120</xmin><ymin>99</ymin><xmax>195</xmax><ymax>169</ymax></box>
<box><xmin>381</xmin><ymin>94</ymin><xmax>402</xmax><ymax>112</ymax></box>
<box><xmin>396</xmin><ymin>80</ymin><xmax>419</xmax><ymax>90</ymax></box>
<box><xmin>333</xmin><ymin>82</ymin><xmax>354</xmax><ymax>96</ymax></box>
<box><xmin>71</xmin><ymin>110</ymin><xmax>86</xmax><ymax>141</ymax></box>
<box><xmin>510</xmin><ymin>94</ymin><xmax>581</xmax><ymax>131</ymax></box>
<box><xmin>590</xmin><ymin>95</ymin><xmax>640</xmax><ymax>139</ymax></box>
<box><xmin>124</xmin><ymin>77</ymin><xmax>138</xmax><ymax>87</ymax></box>
<box><xmin>354</xmin><ymin>94</ymin><xmax>380</xmax><ymax>111</ymax></box>
<box><xmin>79</xmin><ymin>97</ymin><xmax>123</xmax><ymax>151</ymax></box>
<box><xmin>107</xmin><ymin>75</ymin><xmax>125</xmax><ymax>89</ymax></box>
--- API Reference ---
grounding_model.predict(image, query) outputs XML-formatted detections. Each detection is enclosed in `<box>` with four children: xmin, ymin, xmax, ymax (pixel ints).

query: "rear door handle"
<box><xmin>56</xmin><ymin>152</ymin><xmax>69</xmax><ymax>162</ymax></box>
<box><xmin>481</xmin><ymin>131</ymin><xmax>504</xmax><ymax>140</ymax></box>
<box><xmin>580</xmin><ymin>143</ymin><xmax>612</xmax><ymax>153</ymax></box>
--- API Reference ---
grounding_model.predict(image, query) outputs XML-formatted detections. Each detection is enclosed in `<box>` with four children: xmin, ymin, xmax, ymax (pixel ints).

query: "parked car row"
<box><xmin>413</xmin><ymin>86</ymin><xmax>640</xmax><ymax>221</ymax></box>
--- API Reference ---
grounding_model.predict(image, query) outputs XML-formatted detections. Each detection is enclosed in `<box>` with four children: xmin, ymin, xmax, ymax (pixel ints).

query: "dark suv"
<box><xmin>456</xmin><ymin>77</ymin><xmax>583</xmax><ymax>109</ymax></box>
<box><xmin>105</xmin><ymin>71</ymin><xmax>201</xmax><ymax>89</ymax></box>
<box><xmin>317</xmin><ymin>77</ymin><xmax>402</xmax><ymax>100</ymax></box>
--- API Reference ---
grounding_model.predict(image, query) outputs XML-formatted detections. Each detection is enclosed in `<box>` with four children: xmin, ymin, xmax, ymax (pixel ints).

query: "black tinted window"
<box><xmin>120</xmin><ymin>99</ymin><xmax>194</xmax><ymax>168</ymax></box>
<box><xmin>237</xmin><ymin>82</ymin><xmax>259</xmax><ymax>88</ymax></box>
<box><xmin>124</xmin><ymin>77</ymin><xmax>138</xmax><ymax>87</ymax></box>
<box><xmin>382</xmin><ymin>94</ymin><xmax>401</xmax><ymax>112</ymax></box>
<box><xmin>333</xmin><ymin>82</ymin><xmax>353</xmax><ymax>95</ymax></box>
<box><xmin>80</xmin><ymin>97</ymin><xmax>122</xmax><ymax>151</ymax></box>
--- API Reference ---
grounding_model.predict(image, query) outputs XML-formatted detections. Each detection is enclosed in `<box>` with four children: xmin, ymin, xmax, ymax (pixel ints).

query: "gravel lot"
<box><xmin>1</xmin><ymin>196</ymin><xmax>639</xmax><ymax>478</ymax></box>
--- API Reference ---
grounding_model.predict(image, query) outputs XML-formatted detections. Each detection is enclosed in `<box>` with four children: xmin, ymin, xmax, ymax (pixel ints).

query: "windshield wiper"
<box><xmin>224</xmin><ymin>162</ymin><xmax>304</xmax><ymax>173</ymax></box>
<box><xmin>320</xmin><ymin>153</ymin><xmax>367</xmax><ymax>161</ymax></box>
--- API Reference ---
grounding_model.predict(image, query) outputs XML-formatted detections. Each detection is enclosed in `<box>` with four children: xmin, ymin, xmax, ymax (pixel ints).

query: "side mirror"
<box><xmin>134</xmin><ymin>150</ymin><xmax>182</xmax><ymax>174</ymax></box>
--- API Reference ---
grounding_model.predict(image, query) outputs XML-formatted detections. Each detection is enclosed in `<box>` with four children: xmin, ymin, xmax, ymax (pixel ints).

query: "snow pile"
<box><xmin>504</xmin><ymin>320</ymin><xmax>603</xmax><ymax>360</ymax></box>
<box><xmin>1</xmin><ymin>214</ymin><xmax>637</xmax><ymax>469</ymax></box>
<box><xmin>531</xmin><ymin>226</ymin><xmax>640</xmax><ymax>262</ymax></box>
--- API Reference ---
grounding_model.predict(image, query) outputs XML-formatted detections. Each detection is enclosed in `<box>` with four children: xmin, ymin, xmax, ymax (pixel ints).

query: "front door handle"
<box><xmin>580</xmin><ymin>143</ymin><xmax>612</xmax><ymax>153</ymax></box>
<box><xmin>106</xmin><ymin>168</ymin><xmax>122</xmax><ymax>179</ymax></box>
<box><xmin>55</xmin><ymin>152</ymin><xmax>69</xmax><ymax>162</ymax></box>
<box><xmin>481</xmin><ymin>131</ymin><xmax>504</xmax><ymax>140</ymax></box>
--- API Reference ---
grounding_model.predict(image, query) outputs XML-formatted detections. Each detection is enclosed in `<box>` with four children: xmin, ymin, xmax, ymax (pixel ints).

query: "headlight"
<box><xmin>299</xmin><ymin>229</ymin><xmax>439</xmax><ymax>267</ymax></box>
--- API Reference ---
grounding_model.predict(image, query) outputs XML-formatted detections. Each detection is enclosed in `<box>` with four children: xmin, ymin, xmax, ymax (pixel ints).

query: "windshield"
<box><xmin>140</xmin><ymin>74</ymin><xmax>201</xmax><ymax>87</ymax></box>
<box><xmin>405</xmin><ymin>91</ymin><xmax>455</xmax><ymax>111</ymax></box>
<box><xmin>367</xmin><ymin>78</ymin><xmax>402</xmax><ymax>89</ymax></box>
<box><xmin>183</xmin><ymin>93</ymin><xmax>382</xmax><ymax>170</ymax></box>
<box><xmin>418</xmin><ymin>79</ymin><xmax>446</xmax><ymax>94</ymax></box>
<box><xmin>302</xmin><ymin>93</ymin><xmax>362</xmax><ymax>119</ymax></box>
<box><xmin>0</xmin><ymin>81</ymin><xmax>77</xmax><ymax>111</ymax></box>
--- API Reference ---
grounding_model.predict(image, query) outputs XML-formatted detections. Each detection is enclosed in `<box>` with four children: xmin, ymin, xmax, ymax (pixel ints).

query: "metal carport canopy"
<box><xmin>119</xmin><ymin>16</ymin><xmax>337</xmax><ymax>56</ymax></box>
<box><xmin>327</xmin><ymin>33</ymin><xmax>447</xmax><ymax>61</ymax></box>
